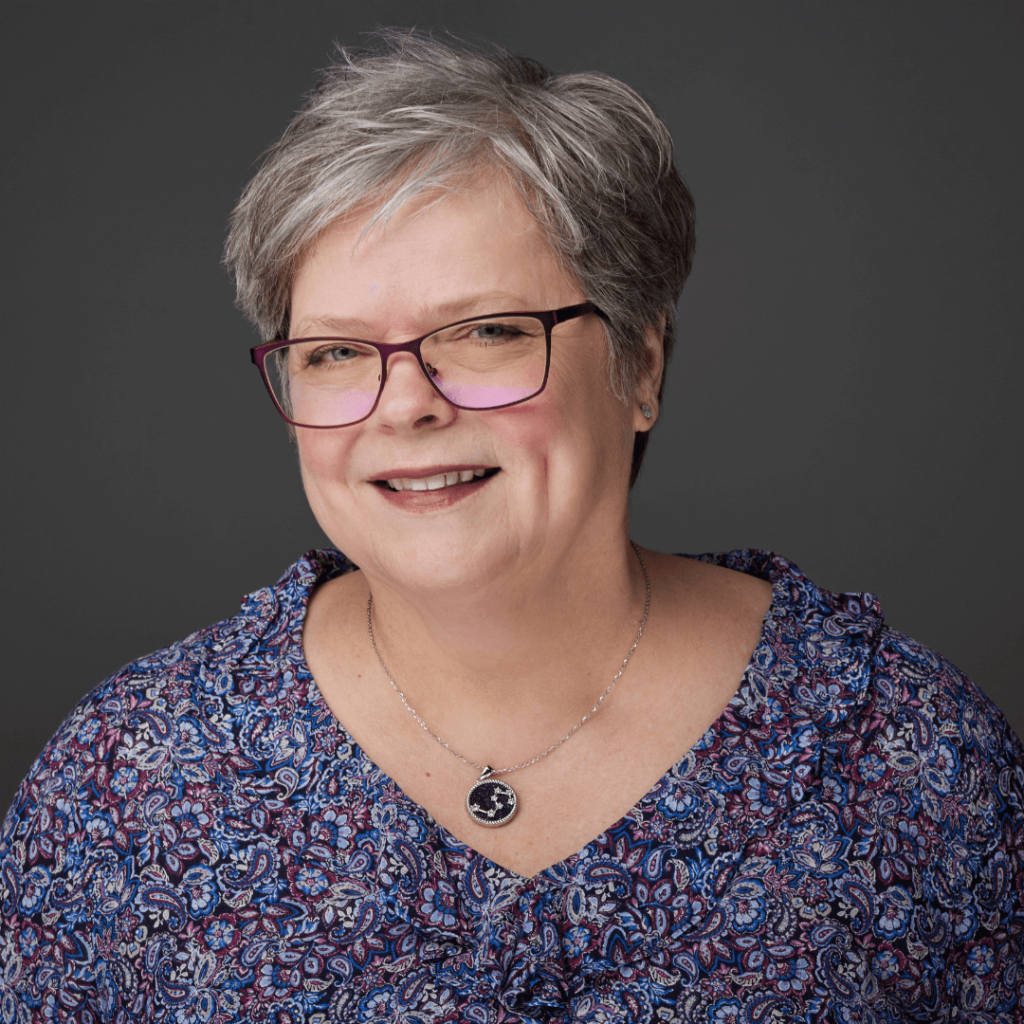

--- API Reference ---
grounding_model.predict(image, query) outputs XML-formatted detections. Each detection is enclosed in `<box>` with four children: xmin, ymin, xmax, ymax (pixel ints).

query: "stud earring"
<box><xmin>641</xmin><ymin>404</ymin><xmax>653</xmax><ymax>419</ymax></box>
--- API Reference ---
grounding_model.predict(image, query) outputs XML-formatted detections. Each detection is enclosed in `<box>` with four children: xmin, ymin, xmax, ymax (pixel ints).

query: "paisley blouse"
<box><xmin>1</xmin><ymin>549</ymin><xmax>1022</xmax><ymax>1022</ymax></box>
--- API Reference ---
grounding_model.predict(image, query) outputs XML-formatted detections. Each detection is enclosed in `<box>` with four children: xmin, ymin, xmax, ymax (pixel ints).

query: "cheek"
<box><xmin>550</xmin><ymin>356</ymin><xmax>633</xmax><ymax>458</ymax></box>
<box><xmin>487</xmin><ymin>364</ymin><xmax>631</xmax><ymax>480</ymax></box>
<box><xmin>485</xmin><ymin>399</ymin><xmax>564</xmax><ymax>461</ymax></box>
<box><xmin>295</xmin><ymin>431</ymin><xmax>358</xmax><ymax>506</ymax></box>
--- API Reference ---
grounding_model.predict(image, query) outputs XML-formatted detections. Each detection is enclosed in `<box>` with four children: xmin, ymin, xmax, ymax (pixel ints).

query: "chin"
<box><xmin>392</xmin><ymin>536</ymin><xmax>520</xmax><ymax>595</ymax></box>
<box><xmin>322</xmin><ymin>520</ymin><xmax>517</xmax><ymax>595</ymax></box>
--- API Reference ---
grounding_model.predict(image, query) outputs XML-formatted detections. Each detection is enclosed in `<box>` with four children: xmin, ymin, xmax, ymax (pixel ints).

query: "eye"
<box><xmin>467</xmin><ymin>322</ymin><xmax>524</xmax><ymax>343</ymax></box>
<box><xmin>309</xmin><ymin>343</ymin><xmax>360</xmax><ymax>364</ymax></box>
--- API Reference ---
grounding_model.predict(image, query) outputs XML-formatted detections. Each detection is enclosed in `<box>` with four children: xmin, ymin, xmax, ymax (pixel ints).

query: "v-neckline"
<box><xmin>288</xmin><ymin>548</ymin><xmax>785</xmax><ymax>885</ymax></box>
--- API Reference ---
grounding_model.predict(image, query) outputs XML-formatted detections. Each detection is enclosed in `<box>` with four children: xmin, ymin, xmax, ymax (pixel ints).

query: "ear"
<box><xmin>632</xmin><ymin>315</ymin><xmax>666</xmax><ymax>433</ymax></box>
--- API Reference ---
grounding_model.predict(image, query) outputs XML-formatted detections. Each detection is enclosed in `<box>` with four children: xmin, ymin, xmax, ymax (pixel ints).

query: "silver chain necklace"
<box><xmin>366</xmin><ymin>542</ymin><xmax>651</xmax><ymax>828</ymax></box>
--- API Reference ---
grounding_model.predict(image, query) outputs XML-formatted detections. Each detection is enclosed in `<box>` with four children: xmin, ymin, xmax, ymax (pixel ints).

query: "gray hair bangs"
<box><xmin>224</xmin><ymin>29</ymin><xmax>696</xmax><ymax>484</ymax></box>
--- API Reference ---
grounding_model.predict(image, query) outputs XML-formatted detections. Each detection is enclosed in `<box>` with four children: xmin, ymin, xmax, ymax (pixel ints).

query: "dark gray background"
<box><xmin>2</xmin><ymin>2</ymin><xmax>1021</xmax><ymax>819</ymax></box>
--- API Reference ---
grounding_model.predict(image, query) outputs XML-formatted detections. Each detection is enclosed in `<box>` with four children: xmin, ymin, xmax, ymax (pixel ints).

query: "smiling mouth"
<box><xmin>375</xmin><ymin>467</ymin><xmax>500</xmax><ymax>492</ymax></box>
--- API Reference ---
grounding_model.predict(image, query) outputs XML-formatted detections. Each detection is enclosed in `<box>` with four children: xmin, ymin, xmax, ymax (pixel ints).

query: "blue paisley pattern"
<box><xmin>1</xmin><ymin>549</ymin><xmax>1022</xmax><ymax>1022</ymax></box>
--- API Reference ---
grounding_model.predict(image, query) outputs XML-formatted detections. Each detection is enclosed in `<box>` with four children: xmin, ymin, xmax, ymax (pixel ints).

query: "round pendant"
<box><xmin>466</xmin><ymin>769</ymin><xmax>518</xmax><ymax>827</ymax></box>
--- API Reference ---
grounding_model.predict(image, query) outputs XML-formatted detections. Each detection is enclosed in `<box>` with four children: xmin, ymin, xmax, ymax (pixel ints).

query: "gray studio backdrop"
<box><xmin>2</xmin><ymin>2</ymin><xmax>1021</xmax><ymax>818</ymax></box>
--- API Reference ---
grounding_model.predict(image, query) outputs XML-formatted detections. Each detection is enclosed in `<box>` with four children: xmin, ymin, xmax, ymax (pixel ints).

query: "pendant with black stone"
<box><xmin>466</xmin><ymin>767</ymin><xmax>518</xmax><ymax>827</ymax></box>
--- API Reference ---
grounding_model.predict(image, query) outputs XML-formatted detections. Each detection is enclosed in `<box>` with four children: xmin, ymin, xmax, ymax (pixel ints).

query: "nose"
<box><xmin>373</xmin><ymin>351</ymin><xmax>457</xmax><ymax>431</ymax></box>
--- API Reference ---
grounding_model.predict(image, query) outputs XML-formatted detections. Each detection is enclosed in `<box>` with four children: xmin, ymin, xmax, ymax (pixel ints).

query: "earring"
<box><xmin>641</xmin><ymin>404</ymin><xmax>653</xmax><ymax>419</ymax></box>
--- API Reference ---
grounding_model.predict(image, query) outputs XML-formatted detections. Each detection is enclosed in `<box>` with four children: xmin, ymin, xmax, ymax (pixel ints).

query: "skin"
<box><xmin>297</xmin><ymin>177</ymin><xmax>772</xmax><ymax>878</ymax></box>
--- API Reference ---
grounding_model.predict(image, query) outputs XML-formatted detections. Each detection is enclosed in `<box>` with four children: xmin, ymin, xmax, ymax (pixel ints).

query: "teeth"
<box><xmin>384</xmin><ymin>469</ymin><xmax>493</xmax><ymax>492</ymax></box>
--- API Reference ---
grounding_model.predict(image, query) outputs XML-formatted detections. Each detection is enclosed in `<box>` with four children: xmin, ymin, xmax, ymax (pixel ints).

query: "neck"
<box><xmin>358</xmin><ymin>534</ymin><xmax>649</xmax><ymax>759</ymax></box>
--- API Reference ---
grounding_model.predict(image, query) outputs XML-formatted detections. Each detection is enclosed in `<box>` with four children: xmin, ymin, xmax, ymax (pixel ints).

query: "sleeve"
<box><xmin>0</xmin><ymin>677</ymin><xmax>129</xmax><ymax>1021</ymax></box>
<box><xmin>862</xmin><ymin>629</ymin><xmax>1024</xmax><ymax>1015</ymax></box>
<box><xmin>933</xmin><ymin>669</ymin><xmax>1024</xmax><ymax>1010</ymax></box>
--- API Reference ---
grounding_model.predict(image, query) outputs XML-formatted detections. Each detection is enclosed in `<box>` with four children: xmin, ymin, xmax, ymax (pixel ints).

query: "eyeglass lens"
<box><xmin>266</xmin><ymin>315</ymin><xmax>548</xmax><ymax>427</ymax></box>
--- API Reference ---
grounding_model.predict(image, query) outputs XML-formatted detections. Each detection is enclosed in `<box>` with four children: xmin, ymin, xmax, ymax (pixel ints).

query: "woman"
<box><xmin>1</xmin><ymin>30</ymin><xmax>1021</xmax><ymax>1023</ymax></box>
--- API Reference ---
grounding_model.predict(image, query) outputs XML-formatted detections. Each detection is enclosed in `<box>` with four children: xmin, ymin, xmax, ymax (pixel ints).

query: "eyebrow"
<box><xmin>290</xmin><ymin>291</ymin><xmax>534</xmax><ymax>339</ymax></box>
<box><xmin>424</xmin><ymin>292</ymin><xmax>530</xmax><ymax>321</ymax></box>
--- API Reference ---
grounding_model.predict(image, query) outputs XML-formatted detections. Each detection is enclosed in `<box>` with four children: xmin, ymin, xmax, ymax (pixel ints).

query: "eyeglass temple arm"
<box><xmin>553</xmin><ymin>301</ymin><xmax>608</xmax><ymax>326</ymax></box>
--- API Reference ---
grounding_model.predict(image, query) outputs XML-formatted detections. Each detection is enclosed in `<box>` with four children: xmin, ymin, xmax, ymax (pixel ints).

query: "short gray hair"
<box><xmin>224</xmin><ymin>29</ymin><xmax>695</xmax><ymax>484</ymax></box>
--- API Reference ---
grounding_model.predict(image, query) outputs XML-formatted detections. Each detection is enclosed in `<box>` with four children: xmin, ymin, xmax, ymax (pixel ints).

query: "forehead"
<box><xmin>289</xmin><ymin>178</ymin><xmax>577</xmax><ymax>340</ymax></box>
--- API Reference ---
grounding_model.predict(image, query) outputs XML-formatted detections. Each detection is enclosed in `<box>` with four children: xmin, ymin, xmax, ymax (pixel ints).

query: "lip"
<box><xmin>368</xmin><ymin>463</ymin><xmax>497</xmax><ymax>482</ymax></box>
<box><xmin>371</xmin><ymin>466</ymin><xmax>500</xmax><ymax>512</ymax></box>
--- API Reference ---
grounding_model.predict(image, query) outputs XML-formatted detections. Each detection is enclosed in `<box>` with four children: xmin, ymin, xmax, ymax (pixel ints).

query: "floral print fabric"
<box><xmin>1</xmin><ymin>549</ymin><xmax>1022</xmax><ymax>1022</ymax></box>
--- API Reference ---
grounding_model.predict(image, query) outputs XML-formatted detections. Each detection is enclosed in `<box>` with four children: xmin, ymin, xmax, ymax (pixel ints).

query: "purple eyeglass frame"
<box><xmin>250</xmin><ymin>301</ymin><xmax>606</xmax><ymax>428</ymax></box>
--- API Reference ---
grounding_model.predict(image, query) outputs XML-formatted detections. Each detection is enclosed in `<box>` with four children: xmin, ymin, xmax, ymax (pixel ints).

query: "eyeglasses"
<box><xmin>250</xmin><ymin>302</ymin><xmax>605</xmax><ymax>428</ymax></box>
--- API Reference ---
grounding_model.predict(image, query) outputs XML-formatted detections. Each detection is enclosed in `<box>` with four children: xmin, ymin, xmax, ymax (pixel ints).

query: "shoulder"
<box><xmin>750</xmin><ymin>552</ymin><xmax>1024</xmax><ymax>1000</ymax></box>
<box><xmin>692</xmin><ymin>551</ymin><xmax>1024</xmax><ymax>1009</ymax></box>
<box><xmin>841</xmin><ymin>623</ymin><xmax>1024</xmax><ymax>863</ymax></box>
<box><xmin>863</xmin><ymin>624</ymin><xmax>1021</xmax><ymax>777</ymax></box>
<box><xmin>695</xmin><ymin>548</ymin><xmax>1024</xmax><ymax>886</ymax></box>
<box><xmin>2</xmin><ymin>548</ymin><xmax>356</xmax><ymax>828</ymax></box>
<box><xmin>824</xmin><ymin>627</ymin><xmax>1024</xmax><ymax>1006</ymax></box>
<box><xmin>0</xmin><ymin>548</ymin><xmax>358</xmax><ymax>1008</ymax></box>
<box><xmin>0</xmin><ymin>548</ymin><xmax>354</xmax><ymax>927</ymax></box>
<box><xmin>721</xmin><ymin>548</ymin><xmax>1024</xmax><ymax>805</ymax></box>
